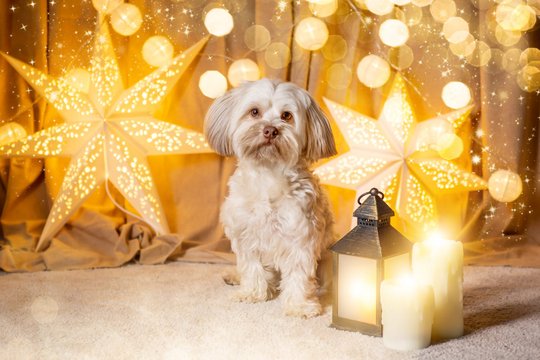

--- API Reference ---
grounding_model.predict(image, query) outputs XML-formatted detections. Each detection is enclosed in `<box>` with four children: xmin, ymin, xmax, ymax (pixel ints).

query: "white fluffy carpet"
<box><xmin>1</xmin><ymin>262</ymin><xmax>539</xmax><ymax>359</ymax></box>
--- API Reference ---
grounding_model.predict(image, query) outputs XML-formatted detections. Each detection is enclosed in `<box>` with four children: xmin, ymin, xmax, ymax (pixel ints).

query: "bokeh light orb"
<box><xmin>0</xmin><ymin>122</ymin><xmax>27</xmax><ymax>146</ymax></box>
<box><xmin>496</xmin><ymin>3</ymin><xmax>536</xmax><ymax>32</ymax></box>
<box><xmin>488</xmin><ymin>169</ymin><xmax>523</xmax><ymax>202</ymax></box>
<box><xmin>199</xmin><ymin>70</ymin><xmax>228</xmax><ymax>99</ymax></box>
<box><xmin>413</xmin><ymin>118</ymin><xmax>454</xmax><ymax>151</ymax></box>
<box><xmin>365</xmin><ymin>0</ymin><xmax>394</xmax><ymax>15</ymax></box>
<box><xmin>430</xmin><ymin>0</ymin><xmax>457</xmax><ymax>23</ymax></box>
<box><xmin>326</xmin><ymin>63</ymin><xmax>353</xmax><ymax>90</ymax></box>
<box><xmin>412</xmin><ymin>0</ymin><xmax>433</xmax><ymax>6</ymax></box>
<box><xmin>436</xmin><ymin>133</ymin><xmax>463</xmax><ymax>160</ymax></box>
<box><xmin>294</xmin><ymin>17</ymin><xmax>329</xmax><ymax>51</ymax></box>
<box><xmin>443</xmin><ymin>17</ymin><xmax>470</xmax><ymax>44</ymax></box>
<box><xmin>227</xmin><ymin>59</ymin><xmax>260</xmax><ymax>87</ymax></box>
<box><xmin>244</xmin><ymin>25</ymin><xmax>271</xmax><ymax>51</ymax></box>
<box><xmin>442</xmin><ymin>81</ymin><xmax>471</xmax><ymax>109</ymax></box>
<box><xmin>110</xmin><ymin>3</ymin><xmax>143</xmax><ymax>36</ymax></box>
<box><xmin>142</xmin><ymin>36</ymin><xmax>174</xmax><ymax>68</ymax></box>
<box><xmin>309</xmin><ymin>0</ymin><xmax>338</xmax><ymax>17</ymax></box>
<box><xmin>379</xmin><ymin>19</ymin><xmax>410</xmax><ymax>47</ymax></box>
<box><xmin>204</xmin><ymin>8</ymin><xmax>234</xmax><ymax>37</ymax></box>
<box><xmin>388</xmin><ymin>45</ymin><xmax>414</xmax><ymax>69</ymax></box>
<box><xmin>92</xmin><ymin>0</ymin><xmax>123</xmax><ymax>14</ymax></box>
<box><xmin>265</xmin><ymin>42</ymin><xmax>291</xmax><ymax>69</ymax></box>
<box><xmin>322</xmin><ymin>35</ymin><xmax>348</xmax><ymax>61</ymax></box>
<box><xmin>64</xmin><ymin>68</ymin><xmax>91</xmax><ymax>94</ymax></box>
<box><xmin>356</xmin><ymin>55</ymin><xmax>391</xmax><ymax>88</ymax></box>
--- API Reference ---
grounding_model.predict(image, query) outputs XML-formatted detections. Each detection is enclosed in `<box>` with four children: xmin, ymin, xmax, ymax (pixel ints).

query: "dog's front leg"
<box><xmin>233</xmin><ymin>250</ymin><xmax>274</xmax><ymax>303</ymax></box>
<box><xmin>279</xmin><ymin>250</ymin><xmax>322</xmax><ymax>318</ymax></box>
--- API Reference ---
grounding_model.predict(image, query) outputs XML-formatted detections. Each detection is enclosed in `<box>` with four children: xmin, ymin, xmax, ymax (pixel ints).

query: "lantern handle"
<box><xmin>358</xmin><ymin>188</ymin><xmax>384</xmax><ymax>205</ymax></box>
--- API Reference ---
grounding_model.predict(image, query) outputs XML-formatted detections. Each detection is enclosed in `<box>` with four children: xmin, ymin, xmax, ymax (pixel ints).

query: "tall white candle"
<box><xmin>381</xmin><ymin>276</ymin><xmax>434</xmax><ymax>351</ymax></box>
<box><xmin>412</xmin><ymin>239</ymin><xmax>464</xmax><ymax>341</ymax></box>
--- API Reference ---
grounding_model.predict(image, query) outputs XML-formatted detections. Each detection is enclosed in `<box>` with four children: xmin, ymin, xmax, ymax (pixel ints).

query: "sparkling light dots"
<box><xmin>316</xmin><ymin>75</ymin><xmax>486</xmax><ymax>233</ymax></box>
<box><xmin>0</xmin><ymin>24</ymin><xmax>211</xmax><ymax>250</ymax></box>
<box><xmin>204</xmin><ymin>8</ymin><xmax>234</xmax><ymax>37</ymax></box>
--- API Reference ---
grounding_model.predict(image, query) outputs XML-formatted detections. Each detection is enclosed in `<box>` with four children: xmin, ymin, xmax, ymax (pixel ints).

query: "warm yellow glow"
<box><xmin>488</xmin><ymin>169</ymin><xmax>523</xmax><ymax>202</ymax></box>
<box><xmin>430</xmin><ymin>0</ymin><xmax>457</xmax><ymax>23</ymax></box>
<box><xmin>517</xmin><ymin>64</ymin><xmax>540</xmax><ymax>92</ymax></box>
<box><xmin>412</xmin><ymin>0</ymin><xmax>433</xmax><ymax>6</ymax></box>
<box><xmin>0</xmin><ymin>123</ymin><xmax>27</xmax><ymax>146</ymax></box>
<box><xmin>199</xmin><ymin>70</ymin><xmax>228</xmax><ymax>99</ymax></box>
<box><xmin>365</xmin><ymin>0</ymin><xmax>394</xmax><ymax>15</ymax></box>
<box><xmin>392</xmin><ymin>0</ymin><xmax>411</xmax><ymax>4</ymax></box>
<box><xmin>110</xmin><ymin>3</ymin><xmax>142</xmax><ymax>36</ymax></box>
<box><xmin>0</xmin><ymin>24</ymin><xmax>211</xmax><ymax>250</ymax></box>
<box><xmin>384</xmin><ymin>253</ymin><xmax>411</xmax><ymax>280</ymax></box>
<box><xmin>379</xmin><ymin>19</ymin><xmax>410</xmax><ymax>47</ymax></box>
<box><xmin>92</xmin><ymin>0</ymin><xmax>122</xmax><ymax>14</ymax></box>
<box><xmin>326</xmin><ymin>63</ymin><xmax>352</xmax><ymax>90</ymax></box>
<box><xmin>64</xmin><ymin>68</ymin><xmax>91</xmax><ymax>94</ymax></box>
<box><xmin>443</xmin><ymin>17</ymin><xmax>470</xmax><ymax>44</ymax></box>
<box><xmin>316</xmin><ymin>74</ymin><xmax>486</xmax><ymax>232</ymax></box>
<box><xmin>413</xmin><ymin>118</ymin><xmax>454</xmax><ymax>152</ymax></box>
<box><xmin>495</xmin><ymin>26</ymin><xmax>522</xmax><ymax>47</ymax></box>
<box><xmin>264</xmin><ymin>42</ymin><xmax>291</xmax><ymax>69</ymax></box>
<box><xmin>388</xmin><ymin>45</ymin><xmax>414</xmax><ymax>70</ymax></box>
<box><xmin>442</xmin><ymin>81</ymin><xmax>471</xmax><ymax>109</ymax></box>
<box><xmin>449</xmin><ymin>34</ymin><xmax>476</xmax><ymax>57</ymax></box>
<box><xmin>465</xmin><ymin>40</ymin><xmax>492</xmax><ymax>67</ymax></box>
<box><xmin>337</xmin><ymin>254</ymin><xmax>377</xmax><ymax>324</ymax></box>
<box><xmin>244</xmin><ymin>25</ymin><xmax>271</xmax><ymax>52</ymax></box>
<box><xmin>322</xmin><ymin>35</ymin><xmax>348</xmax><ymax>61</ymax></box>
<box><xmin>204</xmin><ymin>8</ymin><xmax>234</xmax><ymax>37</ymax></box>
<box><xmin>308</xmin><ymin>0</ymin><xmax>338</xmax><ymax>17</ymax></box>
<box><xmin>142</xmin><ymin>36</ymin><xmax>174</xmax><ymax>68</ymax></box>
<box><xmin>294</xmin><ymin>17</ymin><xmax>329</xmax><ymax>51</ymax></box>
<box><xmin>227</xmin><ymin>59</ymin><xmax>260</xmax><ymax>87</ymax></box>
<box><xmin>496</xmin><ymin>2</ymin><xmax>536</xmax><ymax>32</ymax></box>
<box><xmin>436</xmin><ymin>133</ymin><xmax>464</xmax><ymax>160</ymax></box>
<box><xmin>356</xmin><ymin>54</ymin><xmax>391</xmax><ymax>88</ymax></box>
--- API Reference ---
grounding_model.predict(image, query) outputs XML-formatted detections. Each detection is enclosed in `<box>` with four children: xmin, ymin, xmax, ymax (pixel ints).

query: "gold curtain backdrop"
<box><xmin>0</xmin><ymin>0</ymin><xmax>538</xmax><ymax>272</ymax></box>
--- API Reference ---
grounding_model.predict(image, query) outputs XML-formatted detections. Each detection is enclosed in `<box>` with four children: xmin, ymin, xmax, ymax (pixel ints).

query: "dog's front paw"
<box><xmin>222</xmin><ymin>268</ymin><xmax>240</xmax><ymax>286</ymax></box>
<box><xmin>284</xmin><ymin>300</ymin><xmax>322</xmax><ymax>319</ymax></box>
<box><xmin>232</xmin><ymin>288</ymin><xmax>270</xmax><ymax>303</ymax></box>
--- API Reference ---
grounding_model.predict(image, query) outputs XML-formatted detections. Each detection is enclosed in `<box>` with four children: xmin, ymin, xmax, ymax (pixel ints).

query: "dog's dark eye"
<box><xmin>281</xmin><ymin>111</ymin><xmax>293</xmax><ymax>122</ymax></box>
<box><xmin>250</xmin><ymin>108</ymin><xmax>259</xmax><ymax>118</ymax></box>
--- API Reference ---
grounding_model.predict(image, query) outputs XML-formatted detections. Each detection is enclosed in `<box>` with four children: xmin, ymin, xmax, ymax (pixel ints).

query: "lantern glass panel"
<box><xmin>383</xmin><ymin>253</ymin><xmax>410</xmax><ymax>280</ymax></box>
<box><xmin>337</xmin><ymin>254</ymin><xmax>377</xmax><ymax>324</ymax></box>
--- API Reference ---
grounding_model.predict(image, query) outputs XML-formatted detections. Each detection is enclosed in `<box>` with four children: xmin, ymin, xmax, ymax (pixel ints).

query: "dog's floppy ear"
<box><xmin>204</xmin><ymin>88</ymin><xmax>241</xmax><ymax>157</ymax></box>
<box><xmin>302</xmin><ymin>91</ymin><xmax>337</xmax><ymax>162</ymax></box>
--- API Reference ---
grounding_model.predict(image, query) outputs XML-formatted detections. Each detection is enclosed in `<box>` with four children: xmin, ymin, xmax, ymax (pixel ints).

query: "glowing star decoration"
<box><xmin>0</xmin><ymin>22</ymin><xmax>211</xmax><ymax>251</ymax></box>
<box><xmin>316</xmin><ymin>74</ymin><xmax>487</xmax><ymax>233</ymax></box>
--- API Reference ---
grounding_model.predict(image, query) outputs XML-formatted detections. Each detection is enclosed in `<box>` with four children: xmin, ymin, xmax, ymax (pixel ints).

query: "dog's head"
<box><xmin>204</xmin><ymin>78</ymin><xmax>336</xmax><ymax>166</ymax></box>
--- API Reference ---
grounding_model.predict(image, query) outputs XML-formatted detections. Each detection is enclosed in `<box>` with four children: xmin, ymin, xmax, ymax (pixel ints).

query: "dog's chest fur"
<box><xmin>222</xmin><ymin>164</ymin><xmax>319</xmax><ymax>257</ymax></box>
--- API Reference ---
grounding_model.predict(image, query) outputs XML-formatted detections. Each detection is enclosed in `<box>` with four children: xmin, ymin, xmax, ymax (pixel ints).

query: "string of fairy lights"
<box><xmin>0</xmin><ymin>0</ymin><xmax>538</xmax><ymax>243</ymax></box>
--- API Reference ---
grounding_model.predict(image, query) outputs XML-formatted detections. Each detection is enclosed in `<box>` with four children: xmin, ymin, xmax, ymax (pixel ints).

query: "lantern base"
<box><xmin>330</xmin><ymin>317</ymin><xmax>382</xmax><ymax>337</ymax></box>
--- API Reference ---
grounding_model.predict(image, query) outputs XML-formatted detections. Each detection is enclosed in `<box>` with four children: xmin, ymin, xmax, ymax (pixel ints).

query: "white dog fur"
<box><xmin>204</xmin><ymin>79</ymin><xmax>336</xmax><ymax>318</ymax></box>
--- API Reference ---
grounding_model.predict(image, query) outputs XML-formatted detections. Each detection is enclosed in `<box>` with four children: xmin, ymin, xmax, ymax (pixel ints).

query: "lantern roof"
<box><xmin>331</xmin><ymin>188</ymin><xmax>411</xmax><ymax>259</ymax></box>
<box><xmin>353</xmin><ymin>188</ymin><xmax>394</xmax><ymax>220</ymax></box>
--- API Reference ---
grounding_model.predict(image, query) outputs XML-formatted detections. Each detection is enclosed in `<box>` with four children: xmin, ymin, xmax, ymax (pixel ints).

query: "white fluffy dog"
<box><xmin>204</xmin><ymin>79</ymin><xmax>336</xmax><ymax>318</ymax></box>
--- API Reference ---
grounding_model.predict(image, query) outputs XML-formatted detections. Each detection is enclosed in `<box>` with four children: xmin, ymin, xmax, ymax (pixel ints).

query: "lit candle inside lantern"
<box><xmin>412</xmin><ymin>236</ymin><xmax>464</xmax><ymax>341</ymax></box>
<box><xmin>381</xmin><ymin>275</ymin><xmax>434</xmax><ymax>351</ymax></box>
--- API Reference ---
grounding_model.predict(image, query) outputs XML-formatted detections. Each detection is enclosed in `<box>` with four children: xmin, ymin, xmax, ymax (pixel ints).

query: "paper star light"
<box><xmin>1</xmin><ymin>22</ymin><xmax>211</xmax><ymax>250</ymax></box>
<box><xmin>316</xmin><ymin>74</ymin><xmax>487</xmax><ymax>233</ymax></box>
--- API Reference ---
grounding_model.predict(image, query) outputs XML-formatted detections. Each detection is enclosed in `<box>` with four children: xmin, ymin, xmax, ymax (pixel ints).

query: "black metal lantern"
<box><xmin>331</xmin><ymin>188</ymin><xmax>412</xmax><ymax>336</ymax></box>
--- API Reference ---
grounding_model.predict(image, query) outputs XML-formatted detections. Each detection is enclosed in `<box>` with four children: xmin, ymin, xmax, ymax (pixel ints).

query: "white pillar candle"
<box><xmin>412</xmin><ymin>239</ymin><xmax>464</xmax><ymax>341</ymax></box>
<box><xmin>381</xmin><ymin>276</ymin><xmax>434</xmax><ymax>351</ymax></box>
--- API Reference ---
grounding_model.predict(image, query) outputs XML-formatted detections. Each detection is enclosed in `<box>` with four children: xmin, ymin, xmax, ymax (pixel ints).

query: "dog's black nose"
<box><xmin>263</xmin><ymin>126</ymin><xmax>279</xmax><ymax>139</ymax></box>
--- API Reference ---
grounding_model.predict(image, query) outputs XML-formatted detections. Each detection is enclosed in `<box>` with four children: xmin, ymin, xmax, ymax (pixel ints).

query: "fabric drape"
<box><xmin>0</xmin><ymin>0</ymin><xmax>538</xmax><ymax>271</ymax></box>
